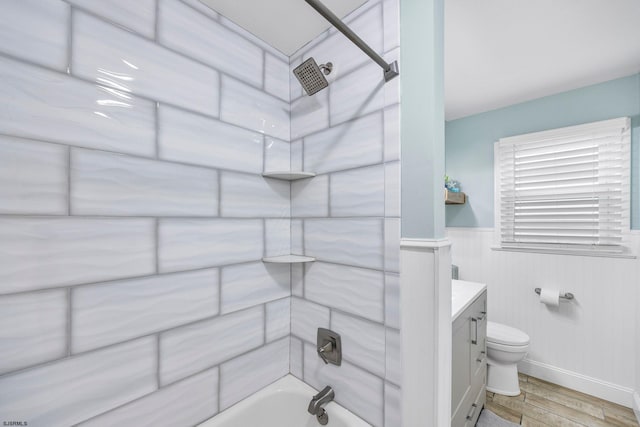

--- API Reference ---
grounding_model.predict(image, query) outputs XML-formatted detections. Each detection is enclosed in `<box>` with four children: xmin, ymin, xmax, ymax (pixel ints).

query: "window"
<box><xmin>494</xmin><ymin>117</ymin><xmax>631</xmax><ymax>256</ymax></box>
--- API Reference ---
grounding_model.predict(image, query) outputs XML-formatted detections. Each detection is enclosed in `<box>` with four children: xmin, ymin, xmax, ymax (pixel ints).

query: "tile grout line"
<box><xmin>262</xmin><ymin>135</ymin><xmax>267</xmax><ymax>173</ymax></box>
<box><xmin>0</xmin><ymin>259</ymin><xmax>297</xmax><ymax>298</ymax></box>
<box><xmin>66</xmin><ymin>6</ymin><xmax>73</xmax><ymax>74</ymax></box>
<box><xmin>67</xmin><ymin>147</ymin><xmax>72</xmax><ymax>215</ymax></box>
<box><xmin>263</xmin><ymin>303</ymin><xmax>267</xmax><ymax>345</ymax></box>
<box><xmin>66</xmin><ymin>287</ymin><xmax>72</xmax><ymax>356</ymax></box>
<box><xmin>0</xmin><ymin>212</ymin><xmax>397</xmax><ymax>221</ymax></box>
<box><xmin>154</xmin><ymin>102</ymin><xmax>161</xmax><ymax>159</ymax></box>
<box><xmin>0</xmin><ymin>128</ymin><xmax>342</xmax><ymax>181</ymax></box>
<box><xmin>217</xmin><ymin>74</ymin><xmax>223</xmax><ymax>119</ymax></box>
<box><xmin>154</xmin><ymin>0</ymin><xmax>160</xmax><ymax>41</ymax></box>
<box><xmin>155</xmin><ymin>334</ymin><xmax>161</xmax><ymax>389</ymax></box>
<box><xmin>217</xmin><ymin>365</ymin><xmax>222</xmax><ymax>416</ymax></box>
<box><xmin>217</xmin><ymin>268</ymin><xmax>222</xmax><ymax>315</ymax></box>
<box><xmin>155</xmin><ymin>219</ymin><xmax>160</xmax><ymax>274</ymax></box>
<box><xmin>262</xmin><ymin>218</ymin><xmax>267</xmax><ymax>258</ymax></box>
<box><xmin>262</xmin><ymin>50</ymin><xmax>267</xmax><ymax>91</ymax></box>
<box><xmin>216</xmin><ymin>170</ymin><xmax>222</xmax><ymax>217</ymax></box>
<box><xmin>327</xmin><ymin>174</ymin><xmax>332</xmax><ymax>217</ymax></box>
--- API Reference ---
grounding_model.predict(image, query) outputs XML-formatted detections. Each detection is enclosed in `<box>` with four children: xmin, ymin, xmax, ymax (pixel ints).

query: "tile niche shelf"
<box><xmin>262</xmin><ymin>255</ymin><xmax>316</xmax><ymax>263</ymax></box>
<box><xmin>261</xmin><ymin>171</ymin><xmax>316</xmax><ymax>180</ymax></box>
<box><xmin>260</xmin><ymin>171</ymin><xmax>317</xmax><ymax>264</ymax></box>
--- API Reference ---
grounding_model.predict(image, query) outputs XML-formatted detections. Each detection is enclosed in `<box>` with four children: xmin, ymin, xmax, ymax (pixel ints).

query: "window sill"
<box><xmin>490</xmin><ymin>246</ymin><xmax>637</xmax><ymax>259</ymax></box>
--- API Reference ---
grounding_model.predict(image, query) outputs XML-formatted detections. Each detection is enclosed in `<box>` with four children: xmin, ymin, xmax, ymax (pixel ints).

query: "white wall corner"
<box><xmin>400</xmin><ymin>238</ymin><xmax>452</xmax><ymax>427</ymax></box>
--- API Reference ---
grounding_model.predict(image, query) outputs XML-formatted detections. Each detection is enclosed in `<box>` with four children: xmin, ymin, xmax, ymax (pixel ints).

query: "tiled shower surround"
<box><xmin>0</xmin><ymin>0</ymin><xmax>400</xmax><ymax>426</ymax></box>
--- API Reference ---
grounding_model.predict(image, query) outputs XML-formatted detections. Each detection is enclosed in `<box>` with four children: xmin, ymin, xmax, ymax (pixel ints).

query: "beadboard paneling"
<box><xmin>447</xmin><ymin>227</ymin><xmax>639</xmax><ymax>405</ymax></box>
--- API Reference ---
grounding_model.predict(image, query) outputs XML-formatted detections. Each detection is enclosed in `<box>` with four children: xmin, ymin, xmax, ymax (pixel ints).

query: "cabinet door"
<box><xmin>451</xmin><ymin>314</ymin><xmax>471</xmax><ymax>426</ymax></box>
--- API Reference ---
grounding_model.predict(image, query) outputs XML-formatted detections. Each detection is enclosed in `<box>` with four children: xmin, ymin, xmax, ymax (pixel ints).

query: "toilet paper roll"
<box><xmin>539</xmin><ymin>288</ymin><xmax>560</xmax><ymax>307</ymax></box>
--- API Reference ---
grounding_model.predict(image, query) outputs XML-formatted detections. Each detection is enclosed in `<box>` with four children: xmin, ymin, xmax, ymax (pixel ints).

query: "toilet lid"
<box><xmin>487</xmin><ymin>321</ymin><xmax>530</xmax><ymax>346</ymax></box>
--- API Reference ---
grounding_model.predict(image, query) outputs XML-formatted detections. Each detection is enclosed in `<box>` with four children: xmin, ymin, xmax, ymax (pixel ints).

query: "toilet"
<box><xmin>486</xmin><ymin>321</ymin><xmax>530</xmax><ymax>396</ymax></box>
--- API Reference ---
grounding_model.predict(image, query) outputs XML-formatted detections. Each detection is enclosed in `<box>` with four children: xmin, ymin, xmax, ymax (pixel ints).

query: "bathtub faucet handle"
<box><xmin>317</xmin><ymin>341</ymin><xmax>333</xmax><ymax>364</ymax></box>
<box><xmin>316</xmin><ymin>328</ymin><xmax>342</xmax><ymax>366</ymax></box>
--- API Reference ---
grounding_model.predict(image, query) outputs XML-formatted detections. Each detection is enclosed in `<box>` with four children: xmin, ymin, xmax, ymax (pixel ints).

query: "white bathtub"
<box><xmin>199</xmin><ymin>375</ymin><xmax>371</xmax><ymax>427</ymax></box>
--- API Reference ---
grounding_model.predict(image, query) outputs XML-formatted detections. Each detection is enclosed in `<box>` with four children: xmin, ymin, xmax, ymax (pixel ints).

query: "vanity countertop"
<box><xmin>452</xmin><ymin>279</ymin><xmax>487</xmax><ymax>322</ymax></box>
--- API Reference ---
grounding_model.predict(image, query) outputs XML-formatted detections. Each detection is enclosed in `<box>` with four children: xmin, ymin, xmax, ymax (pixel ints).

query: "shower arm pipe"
<box><xmin>304</xmin><ymin>0</ymin><xmax>399</xmax><ymax>82</ymax></box>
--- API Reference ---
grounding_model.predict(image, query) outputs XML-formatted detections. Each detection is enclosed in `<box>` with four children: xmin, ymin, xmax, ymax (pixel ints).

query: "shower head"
<box><xmin>293</xmin><ymin>58</ymin><xmax>332</xmax><ymax>96</ymax></box>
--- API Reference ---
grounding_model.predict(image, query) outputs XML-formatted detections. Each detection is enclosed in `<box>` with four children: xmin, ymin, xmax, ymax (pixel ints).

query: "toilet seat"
<box><xmin>487</xmin><ymin>321</ymin><xmax>530</xmax><ymax>346</ymax></box>
<box><xmin>486</xmin><ymin>341</ymin><xmax>529</xmax><ymax>353</ymax></box>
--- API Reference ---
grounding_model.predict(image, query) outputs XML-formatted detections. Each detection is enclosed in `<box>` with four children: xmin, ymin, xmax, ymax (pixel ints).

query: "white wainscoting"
<box><xmin>446</xmin><ymin>227</ymin><xmax>640</xmax><ymax>407</ymax></box>
<box><xmin>401</xmin><ymin>238</ymin><xmax>452</xmax><ymax>427</ymax></box>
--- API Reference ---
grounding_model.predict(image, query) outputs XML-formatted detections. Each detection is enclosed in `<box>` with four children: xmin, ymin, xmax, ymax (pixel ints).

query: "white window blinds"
<box><xmin>494</xmin><ymin>117</ymin><xmax>631</xmax><ymax>255</ymax></box>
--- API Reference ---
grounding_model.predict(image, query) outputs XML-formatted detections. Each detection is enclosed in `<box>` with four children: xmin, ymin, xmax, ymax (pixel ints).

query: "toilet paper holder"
<box><xmin>534</xmin><ymin>288</ymin><xmax>574</xmax><ymax>300</ymax></box>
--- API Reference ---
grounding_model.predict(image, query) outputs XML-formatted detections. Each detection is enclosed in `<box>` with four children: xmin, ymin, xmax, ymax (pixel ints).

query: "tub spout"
<box><xmin>307</xmin><ymin>385</ymin><xmax>335</xmax><ymax>416</ymax></box>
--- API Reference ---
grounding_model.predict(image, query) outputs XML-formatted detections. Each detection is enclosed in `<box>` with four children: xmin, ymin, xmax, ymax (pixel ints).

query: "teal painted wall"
<box><xmin>400</xmin><ymin>0</ymin><xmax>445</xmax><ymax>238</ymax></box>
<box><xmin>445</xmin><ymin>73</ymin><xmax>640</xmax><ymax>228</ymax></box>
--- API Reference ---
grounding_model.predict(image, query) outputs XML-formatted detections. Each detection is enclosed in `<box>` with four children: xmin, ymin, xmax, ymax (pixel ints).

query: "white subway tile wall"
<box><xmin>0</xmin><ymin>136</ymin><xmax>68</xmax><ymax>215</ymax></box>
<box><xmin>219</xmin><ymin>337</ymin><xmax>290</xmax><ymax>410</ymax></box>
<box><xmin>71</xmin><ymin>269</ymin><xmax>220</xmax><ymax>353</ymax></box>
<box><xmin>220</xmin><ymin>262</ymin><xmax>290</xmax><ymax>314</ymax></box>
<box><xmin>158</xmin><ymin>104</ymin><xmax>264</xmax><ymax>173</ymax></box>
<box><xmin>79</xmin><ymin>367</ymin><xmax>219</xmax><ymax>427</ymax></box>
<box><xmin>0</xmin><ymin>0</ymin><xmax>400</xmax><ymax>425</ymax></box>
<box><xmin>0</xmin><ymin>290</ymin><xmax>67</xmax><ymax>374</ymax></box>
<box><xmin>289</xmin><ymin>1</ymin><xmax>401</xmax><ymax>424</ymax></box>
<box><xmin>159</xmin><ymin>306</ymin><xmax>264</xmax><ymax>386</ymax></box>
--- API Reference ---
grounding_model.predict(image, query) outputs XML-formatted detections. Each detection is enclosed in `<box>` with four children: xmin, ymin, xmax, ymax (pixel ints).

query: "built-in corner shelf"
<box><xmin>445</xmin><ymin>189</ymin><xmax>466</xmax><ymax>205</ymax></box>
<box><xmin>262</xmin><ymin>171</ymin><xmax>316</xmax><ymax>181</ymax></box>
<box><xmin>262</xmin><ymin>255</ymin><xmax>316</xmax><ymax>264</ymax></box>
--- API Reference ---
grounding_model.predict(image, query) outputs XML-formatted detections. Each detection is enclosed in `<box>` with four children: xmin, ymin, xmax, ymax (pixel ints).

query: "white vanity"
<box><xmin>452</xmin><ymin>280</ymin><xmax>487</xmax><ymax>427</ymax></box>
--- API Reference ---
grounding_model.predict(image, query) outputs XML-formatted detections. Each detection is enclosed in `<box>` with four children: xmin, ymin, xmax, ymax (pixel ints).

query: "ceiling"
<box><xmin>445</xmin><ymin>0</ymin><xmax>640</xmax><ymax>120</ymax></box>
<box><xmin>198</xmin><ymin>1</ymin><xmax>640</xmax><ymax>120</ymax></box>
<box><xmin>198</xmin><ymin>0</ymin><xmax>368</xmax><ymax>55</ymax></box>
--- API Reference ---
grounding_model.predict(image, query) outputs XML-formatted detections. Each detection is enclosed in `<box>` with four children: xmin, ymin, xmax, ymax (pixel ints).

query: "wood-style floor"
<box><xmin>485</xmin><ymin>373</ymin><xmax>639</xmax><ymax>427</ymax></box>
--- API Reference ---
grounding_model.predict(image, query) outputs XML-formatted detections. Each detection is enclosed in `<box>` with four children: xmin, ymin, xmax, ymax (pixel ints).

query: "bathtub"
<box><xmin>198</xmin><ymin>375</ymin><xmax>371</xmax><ymax>427</ymax></box>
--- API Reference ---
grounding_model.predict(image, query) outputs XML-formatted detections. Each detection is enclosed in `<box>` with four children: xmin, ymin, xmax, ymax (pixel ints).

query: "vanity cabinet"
<box><xmin>451</xmin><ymin>290</ymin><xmax>487</xmax><ymax>427</ymax></box>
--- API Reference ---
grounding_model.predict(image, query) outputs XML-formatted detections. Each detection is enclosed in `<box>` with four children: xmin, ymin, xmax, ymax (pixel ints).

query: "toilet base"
<box><xmin>486</xmin><ymin>361</ymin><xmax>521</xmax><ymax>396</ymax></box>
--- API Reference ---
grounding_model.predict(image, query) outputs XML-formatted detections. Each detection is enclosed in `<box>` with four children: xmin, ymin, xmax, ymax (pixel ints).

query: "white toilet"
<box><xmin>486</xmin><ymin>321</ymin><xmax>530</xmax><ymax>396</ymax></box>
